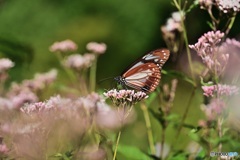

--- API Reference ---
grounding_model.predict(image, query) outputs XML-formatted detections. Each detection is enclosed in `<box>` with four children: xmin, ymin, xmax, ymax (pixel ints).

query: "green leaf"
<box><xmin>195</xmin><ymin>149</ymin><xmax>207</xmax><ymax>159</ymax></box>
<box><xmin>118</xmin><ymin>144</ymin><xmax>151</xmax><ymax>160</ymax></box>
<box><xmin>188</xmin><ymin>132</ymin><xmax>200</xmax><ymax>142</ymax></box>
<box><xmin>162</xmin><ymin>70</ymin><xmax>195</xmax><ymax>86</ymax></box>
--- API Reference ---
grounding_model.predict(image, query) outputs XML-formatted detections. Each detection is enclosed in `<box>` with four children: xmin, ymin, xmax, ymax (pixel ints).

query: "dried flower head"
<box><xmin>199</xmin><ymin>0</ymin><xmax>213</xmax><ymax>9</ymax></box>
<box><xmin>0</xmin><ymin>58</ymin><xmax>14</xmax><ymax>72</ymax></box>
<box><xmin>216</xmin><ymin>0</ymin><xmax>240</xmax><ymax>13</ymax></box>
<box><xmin>161</xmin><ymin>11</ymin><xmax>184</xmax><ymax>58</ymax></box>
<box><xmin>64</xmin><ymin>53</ymin><xmax>95</xmax><ymax>70</ymax></box>
<box><xmin>86</xmin><ymin>42</ymin><xmax>107</xmax><ymax>54</ymax></box>
<box><xmin>49</xmin><ymin>39</ymin><xmax>78</xmax><ymax>52</ymax></box>
<box><xmin>104</xmin><ymin>89</ymin><xmax>148</xmax><ymax>107</ymax></box>
<box><xmin>161</xmin><ymin>11</ymin><xmax>183</xmax><ymax>33</ymax></box>
<box><xmin>202</xmin><ymin>84</ymin><xmax>239</xmax><ymax>97</ymax></box>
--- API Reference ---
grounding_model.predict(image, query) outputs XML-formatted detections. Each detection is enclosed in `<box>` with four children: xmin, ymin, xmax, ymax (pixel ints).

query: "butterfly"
<box><xmin>114</xmin><ymin>49</ymin><xmax>170</xmax><ymax>93</ymax></box>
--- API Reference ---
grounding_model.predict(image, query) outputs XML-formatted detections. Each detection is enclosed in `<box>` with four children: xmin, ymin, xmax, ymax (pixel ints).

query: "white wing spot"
<box><xmin>144</xmin><ymin>55</ymin><xmax>159</xmax><ymax>60</ymax></box>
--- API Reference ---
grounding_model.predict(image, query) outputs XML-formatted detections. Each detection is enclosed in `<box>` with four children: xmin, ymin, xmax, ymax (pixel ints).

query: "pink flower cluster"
<box><xmin>2</xmin><ymin>69</ymin><xmax>58</xmax><ymax>109</ymax></box>
<box><xmin>64</xmin><ymin>53</ymin><xmax>95</xmax><ymax>70</ymax></box>
<box><xmin>49</xmin><ymin>39</ymin><xmax>78</xmax><ymax>52</ymax></box>
<box><xmin>202</xmin><ymin>84</ymin><xmax>239</xmax><ymax>97</ymax></box>
<box><xmin>189</xmin><ymin>31</ymin><xmax>224</xmax><ymax>56</ymax></box>
<box><xmin>216</xmin><ymin>0</ymin><xmax>240</xmax><ymax>13</ymax></box>
<box><xmin>0</xmin><ymin>58</ymin><xmax>14</xmax><ymax>72</ymax></box>
<box><xmin>86</xmin><ymin>42</ymin><xmax>107</xmax><ymax>54</ymax></box>
<box><xmin>198</xmin><ymin>0</ymin><xmax>240</xmax><ymax>13</ymax></box>
<box><xmin>104</xmin><ymin>89</ymin><xmax>148</xmax><ymax>106</ymax></box>
<box><xmin>189</xmin><ymin>31</ymin><xmax>230</xmax><ymax>75</ymax></box>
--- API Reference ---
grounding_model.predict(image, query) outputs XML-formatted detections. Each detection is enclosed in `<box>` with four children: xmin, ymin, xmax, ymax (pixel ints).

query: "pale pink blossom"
<box><xmin>162</xmin><ymin>12</ymin><xmax>183</xmax><ymax>32</ymax></box>
<box><xmin>49</xmin><ymin>39</ymin><xmax>78</xmax><ymax>52</ymax></box>
<box><xmin>0</xmin><ymin>58</ymin><xmax>14</xmax><ymax>72</ymax></box>
<box><xmin>202</xmin><ymin>84</ymin><xmax>239</xmax><ymax>97</ymax></box>
<box><xmin>64</xmin><ymin>53</ymin><xmax>95</xmax><ymax>70</ymax></box>
<box><xmin>216</xmin><ymin>84</ymin><xmax>239</xmax><ymax>96</ymax></box>
<box><xmin>86</xmin><ymin>42</ymin><xmax>107</xmax><ymax>54</ymax></box>
<box><xmin>11</xmin><ymin>90</ymin><xmax>38</xmax><ymax>108</ymax></box>
<box><xmin>0</xmin><ymin>143</ymin><xmax>9</xmax><ymax>155</ymax></box>
<box><xmin>7</xmin><ymin>69</ymin><xmax>58</xmax><ymax>102</ymax></box>
<box><xmin>189</xmin><ymin>31</ymin><xmax>224</xmax><ymax>57</ymax></box>
<box><xmin>189</xmin><ymin>31</ymin><xmax>229</xmax><ymax>75</ymax></box>
<box><xmin>104</xmin><ymin>89</ymin><xmax>148</xmax><ymax>106</ymax></box>
<box><xmin>202</xmin><ymin>85</ymin><xmax>215</xmax><ymax>97</ymax></box>
<box><xmin>216</xmin><ymin>0</ymin><xmax>240</xmax><ymax>13</ymax></box>
<box><xmin>201</xmin><ymin>98</ymin><xmax>226</xmax><ymax>120</ymax></box>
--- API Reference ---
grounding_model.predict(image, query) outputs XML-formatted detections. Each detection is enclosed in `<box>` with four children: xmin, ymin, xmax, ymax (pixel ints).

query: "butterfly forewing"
<box><xmin>118</xmin><ymin>49</ymin><xmax>170</xmax><ymax>93</ymax></box>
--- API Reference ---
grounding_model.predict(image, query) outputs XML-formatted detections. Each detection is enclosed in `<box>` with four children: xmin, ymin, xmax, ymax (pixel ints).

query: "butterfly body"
<box><xmin>115</xmin><ymin>49</ymin><xmax>170</xmax><ymax>93</ymax></box>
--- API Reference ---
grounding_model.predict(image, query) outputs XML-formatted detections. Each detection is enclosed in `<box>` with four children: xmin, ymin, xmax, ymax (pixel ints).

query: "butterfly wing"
<box><xmin>121</xmin><ymin>49</ymin><xmax>170</xmax><ymax>93</ymax></box>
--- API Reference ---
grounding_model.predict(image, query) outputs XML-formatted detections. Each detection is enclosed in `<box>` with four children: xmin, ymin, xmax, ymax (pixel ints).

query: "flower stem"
<box><xmin>90</xmin><ymin>56</ymin><xmax>98</xmax><ymax>92</ymax></box>
<box><xmin>224</xmin><ymin>15</ymin><xmax>236</xmax><ymax>36</ymax></box>
<box><xmin>113</xmin><ymin>131</ymin><xmax>121</xmax><ymax>160</ymax></box>
<box><xmin>173</xmin><ymin>0</ymin><xmax>196</xmax><ymax>83</ymax></box>
<box><xmin>140</xmin><ymin>103</ymin><xmax>156</xmax><ymax>155</ymax></box>
<box><xmin>175</xmin><ymin>86</ymin><xmax>196</xmax><ymax>139</ymax></box>
<box><xmin>55</xmin><ymin>52</ymin><xmax>78</xmax><ymax>87</ymax></box>
<box><xmin>217</xmin><ymin>117</ymin><xmax>223</xmax><ymax>153</ymax></box>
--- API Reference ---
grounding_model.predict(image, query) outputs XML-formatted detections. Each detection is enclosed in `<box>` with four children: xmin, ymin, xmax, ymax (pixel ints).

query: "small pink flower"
<box><xmin>0</xmin><ymin>143</ymin><xmax>9</xmax><ymax>155</ymax></box>
<box><xmin>49</xmin><ymin>39</ymin><xmax>78</xmax><ymax>52</ymax></box>
<box><xmin>0</xmin><ymin>58</ymin><xmax>14</xmax><ymax>72</ymax></box>
<box><xmin>202</xmin><ymin>85</ymin><xmax>215</xmax><ymax>97</ymax></box>
<box><xmin>86</xmin><ymin>42</ymin><xmax>107</xmax><ymax>54</ymax></box>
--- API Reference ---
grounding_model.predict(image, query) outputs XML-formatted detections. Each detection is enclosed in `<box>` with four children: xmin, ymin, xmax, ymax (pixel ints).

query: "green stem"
<box><xmin>175</xmin><ymin>86</ymin><xmax>197</xmax><ymax>139</ymax></box>
<box><xmin>90</xmin><ymin>56</ymin><xmax>98</xmax><ymax>92</ymax></box>
<box><xmin>113</xmin><ymin>131</ymin><xmax>121</xmax><ymax>160</ymax></box>
<box><xmin>182</xmin><ymin>18</ymin><xmax>195</xmax><ymax>82</ymax></box>
<box><xmin>140</xmin><ymin>103</ymin><xmax>156</xmax><ymax>155</ymax></box>
<box><xmin>55</xmin><ymin>52</ymin><xmax>78</xmax><ymax>87</ymax></box>
<box><xmin>173</xmin><ymin>0</ymin><xmax>196</xmax><ymax>84</ymax></box>
<box><xmin>224</xmin><ymin>15</ymin><xmax>236</xmax><ymax>36</ymax></box>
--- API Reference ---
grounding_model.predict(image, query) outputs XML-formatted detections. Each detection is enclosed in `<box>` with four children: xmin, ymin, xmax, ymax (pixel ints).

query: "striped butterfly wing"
<box><xmin>120</xmin><ymin>49</ymin><xmax>170</xmax><ymax>93</ymax></box>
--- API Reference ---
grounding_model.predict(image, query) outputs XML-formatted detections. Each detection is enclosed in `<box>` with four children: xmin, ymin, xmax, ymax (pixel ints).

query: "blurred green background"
<box><xmin>0</xmin><ymin>0</ymin><xmax>240</xmax><ymax>158</ymax></box>
<box><xmin>0</xmin><ymin>0</ymin><xmax>239</xmax><ymax>81</ymax></box>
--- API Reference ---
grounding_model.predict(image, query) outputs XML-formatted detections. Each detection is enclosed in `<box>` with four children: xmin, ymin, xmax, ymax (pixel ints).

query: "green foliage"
<box><xmin>118</xmin><ymin>144</ymin><xmax>151</xmax><ymax>160</ymax></box>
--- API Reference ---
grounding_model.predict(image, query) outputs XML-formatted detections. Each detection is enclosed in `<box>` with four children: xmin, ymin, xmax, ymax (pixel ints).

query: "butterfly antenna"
<box><xmin>97</xmin><ymin>76</ymin><xmax>115</xmax><ymax>85</ymax></box>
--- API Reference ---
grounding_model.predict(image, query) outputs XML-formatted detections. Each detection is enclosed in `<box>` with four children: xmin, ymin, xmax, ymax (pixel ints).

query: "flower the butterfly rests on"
<box><xmin>115</xmin><ymin>49</ymin><xmax>170</xmax><ymax>94</ymax></box>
